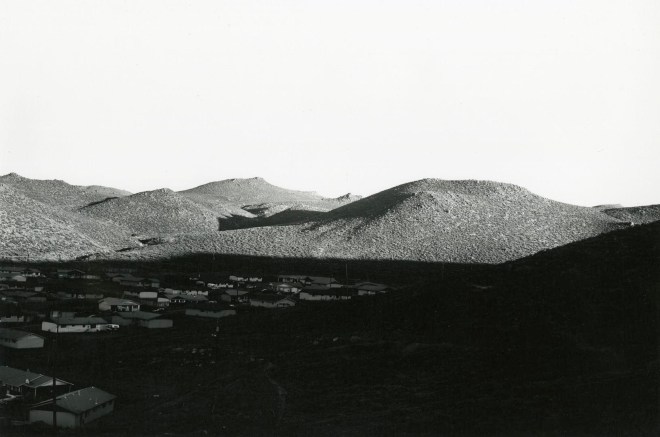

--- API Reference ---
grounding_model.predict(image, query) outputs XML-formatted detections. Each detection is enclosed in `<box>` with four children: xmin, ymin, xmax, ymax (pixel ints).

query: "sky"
<box><xmin>1</xmin><ymin>0</ymin><xmax>659</xmax><ymax>207</ymax></box>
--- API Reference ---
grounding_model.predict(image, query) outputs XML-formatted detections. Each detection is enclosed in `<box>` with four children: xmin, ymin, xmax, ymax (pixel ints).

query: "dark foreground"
<box><xmin>1</xmin><ymin>222</ymin><xmax>659</xmax><ymax>436</ymax></box>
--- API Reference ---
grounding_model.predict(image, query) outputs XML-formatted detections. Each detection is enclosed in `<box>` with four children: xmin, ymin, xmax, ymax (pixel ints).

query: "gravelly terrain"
<box><xmin>0</xmin><ymin>173</ymin><xmax>127</xmax><ymax>210</ymax></box>
<box><xmin>2</xmin><ymin>175</ymin><xmax>631</xmax><ymax>262</ymax></box>
<box><xmin>602</xmin><ymin>204</ymin><xmax>660</xmax><ymax>224</ymax></box>
<box><xmin>0</xmin><ymin>183</ymin><xmax>136</xmax><ymax>259</ymax></box>
<box><xmin>111</xmin><ymin>179</ymin><xmax>629</xmax><ymax>263</ymax></box>
<box><xmin>79</xmin><ymin>188</ymin><xmax>228</xmax><ymax>236</ymax></box>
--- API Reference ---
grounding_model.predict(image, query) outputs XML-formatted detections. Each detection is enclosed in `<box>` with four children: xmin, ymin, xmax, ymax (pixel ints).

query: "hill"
<box><xmin>0</xmin><ymin>183</ymin><xmax>136</xmax><ymax>259</ymax></box>
<box><xmin>79</xmin><ymin>188</ymin><xmax>227</xmax><ymax>236</ymax></box>
<box><xmin>182</xmin><ymin>178</ymin><xmax>360</xmax><ymax>229</ymax></box>
<box><xmin>115</xmin><ymin>179</ymin><xmax>628</xmax><ymax>263</ymax></box>
<box><xmin>78</xmin><ymin>185</ymin><xmax>132</xmax><ymax>200</ymax></box>
<box><xmin>601</xmin><ymin>204</ymin><xmax>660</xmax><ymax>225</ymax></box>
<box><xmin>0</xmin><ymin>173</ymin><xmax>129</xmax><ymax>210</ymax></box>
<box><xmin>179</xmin><ymin>177</ymin><xmax>325</xmax><ymax>205</ymax></box>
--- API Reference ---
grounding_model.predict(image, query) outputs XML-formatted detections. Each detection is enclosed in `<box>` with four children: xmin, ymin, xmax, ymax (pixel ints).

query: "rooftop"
<box><xmin>0</xmin><ymin>328</ymin><xmax>44</xmax><ymax>341</ymax></box>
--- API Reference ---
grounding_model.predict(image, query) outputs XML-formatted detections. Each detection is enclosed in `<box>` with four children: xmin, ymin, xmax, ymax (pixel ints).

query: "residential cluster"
<box><xmin>0</xmin><ymin>264</ymin><xmax>391</xmax><ymax>429</ymax></box>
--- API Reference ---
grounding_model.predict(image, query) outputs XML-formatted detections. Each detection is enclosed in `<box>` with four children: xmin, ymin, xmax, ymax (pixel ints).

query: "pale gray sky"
<box><xmin>1</xmin><ymin>0</ymin><xmax>658</xmax><ymax>206</ymax></box>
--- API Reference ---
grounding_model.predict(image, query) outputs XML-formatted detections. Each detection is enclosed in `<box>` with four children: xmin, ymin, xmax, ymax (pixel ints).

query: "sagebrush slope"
<box><xmin>0</xmin><ymin>183</ymin><xmax>135</xmax><ymax>259</ymax></box>
<box><xmin>111</xmin><ymin>179</ymin><xmax>629</xmax><ymax>263</ymax></box>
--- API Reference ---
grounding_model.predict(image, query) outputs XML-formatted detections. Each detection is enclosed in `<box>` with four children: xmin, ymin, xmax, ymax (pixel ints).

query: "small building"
<box><xmin>29</xmin><ymin>386</ymin><xmax>116</xmax><ymax>428</ymax></box>
<box><xmin>111</xmin><ymin>311</ymin><xmax>173</xmax><ymax>329</ymax></box>
<box><xmin>98</xmin><ymin>297</ymin><xmax>140</xmax><ymax>312</ymax></box>
<box><xmin>0</xmin><ymin>314</ymin><xmax>28</xmax><ymax>323</ymax></box>
<box><xmin>41</xmin><ymin>317</ymin><xmax>110</xmax><ymax>334</ymax></box>
<box><xmin>0</xmin><ymin>366</ymin><xmax>72</xmax><ymax>398</ymax></box>
<box><xmin>56</xmin><ymin>269</ymin><xmax>86</xmax><ymax>280</ymax></box>
<box><xmin>0</xmin><ymin>273</ymin><xmax>27</xmax><ymax>282</ymax></box>
<box><xmin>1</xmin><ymin>290</ymin><xmax>46</xmax><ymax>302</ymax></box>
<box><xmin>278</xmin><ymin>275</ymin><xmax>341</xmax><ymax>288</ymax></box>
<box><xmin>250</xmin><ymin>294</ymin><xmax>296</xmax><ymax>309</ymax></box>
<box><xmin>299</xmin><ymin>285</ymin><xmax>354</xmax><ymax>301</ymax></box>
<box><xmin>269</xmin><ymin>282</ymin><xmax>302</xmax><ymax>293</ymax></box>
<box><xmin>176</xmin><ymin>294</ymin><xmax>208</xmax><ymax>304</ymax></box>
<box><xmin>219</xmin><ymin>289</ymin><xmax>249</xmax><ymax>304</ymax></box>
<box><xmin>56</xmin><ymin>291</ymin><xmax>104</xmax><ymax>300</ymax></box>
<box><xmin>167</xmin><ymin>295</ymin><xmax>187</xmax><ymax>305</ymax></box>
<box><xmin>0</xmin><ymin>328</ymin><xmax>45</xmax><ymax>349</ymax></box>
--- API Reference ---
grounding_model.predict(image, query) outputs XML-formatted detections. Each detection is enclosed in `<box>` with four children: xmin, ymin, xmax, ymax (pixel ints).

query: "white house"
<box><xmin>0</xmin><ymin>328</ymin><xmax>45</xmax><ymax>349</ymax></box>
<box><xmin>41</xmin><ymin>317</ymin><xmax>111</xmax><ymax>333</ymax></box>
<box><xmin>29</xmin><ymin>386</ymin><xmax>116</xmax><ymax>428</ymax></box>
<box><xmin>269</xmin><ymin>282</ymin><xmax>302</xmax><ymax>293</ymax></box>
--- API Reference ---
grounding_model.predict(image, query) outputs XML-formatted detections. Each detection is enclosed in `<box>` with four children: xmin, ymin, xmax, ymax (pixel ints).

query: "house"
<box><xmin>0</xmin><ymin>366</ymin><xmax>72</xmax><ymax>398</ymax></box>
<box><xmin>56</xmin><ymin>269</ymin><xmax>86</xmax><ymax>279</ymax></box>
<box><xmin>154</xmin><ymin>296</ymin><xmax>171</xmax><ymax>308</ymax></box>
<box><xmin>56</xmin><ymin>291</ymin><xmax>104</xmax><ymax>300</ymax></box>
<box><xmin>0</xmin><ymin>273</ymin><xmax>27</xmax><ymax>282</ymax></box>
<box><xmin>250</xmin><ymin>294</ymin><xmax>296</xmax><ymax>309</ymax></box>
<box><xmin>354</xmin><ymin>282</ymin><xmax>390</xmax><ymax>296</ymax></box>
<box><xmin>0</xmin><ymin>290</ymin><xmax>46</xmax><ymax>302</ymax></box>
<box><xmin>29</xmin><ymin>386</ymin><xmax>116</xmax><ymax>428</ymax></box>
<box><xmin>111</xmin><ymin>311</ymin><xmax>173</xmax><ymax>329</ymax></box>
<box><xmin>219</xmin><ymin>289</ymin><xmax>249</xmax><ymax>304</ymax></box>
<box><xmin>278</xmin><ymin>275</ymin><xmax>341</xmax><ymax>287</ymax></box>
<box><xmin>185</xmin><ymin>308</ymin><xmax>236</xmax><ymax>319</ymax></box>
<box><xmin>176</xmin><ymin>294</ymin><xmax>208</xmax><ymax>304</ymax></box>
<box><xmin>42</xmin><ymin>317</ymin><xmax>111</xmax><ymax>333</ymax></box>
<box><xmin>207</xmin><ymin>282</ymin><xmax>233</xmax><ymax>289</ymax></box>
<box><xmin>299</xmin><ymin>285</ymin><xmax>354</xmax><ymax>301</ymax></box>
<box><xmin>269</xmin><ymin>282</ymin><xmax>302</xmax><ymax>294</ymax></box>
<box><xmin>98</xmin><ymin>297</ymin><xmax>140</xmax><ymax>312</ymax></box>
<box><xmin>0</xmin><ymin>314</ymin><xmax>28</xmax><ymax>323</ymax></box>
<box><xmin>0</xmin><ymin>328</ymin><xmax>45</xmax><ymax>349</ymax></box>
<box><xmin>0</xmin><ymin>267</ymin><xmax>43</xmax><ymax>278</ymax></box>
<box><xmin>167</xmin><ymin>295</ymin><xmax>187</xmax><ymax>305</ymax></box>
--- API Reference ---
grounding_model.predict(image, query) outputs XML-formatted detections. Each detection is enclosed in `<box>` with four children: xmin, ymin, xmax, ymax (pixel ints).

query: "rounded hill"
<box><xmin>179</xmin><ymin>177</ymin><xmax>324</xmax><ymax>205</ymax></box>
<box><xmin>113</xmin><ymin>179</ymin><xmax>630</xmax><ymax>263</ymax></box>
<box><xmin>79</xmin><ymin>188</ymin><xmax>224</xmax><ymax>236</ymax></box>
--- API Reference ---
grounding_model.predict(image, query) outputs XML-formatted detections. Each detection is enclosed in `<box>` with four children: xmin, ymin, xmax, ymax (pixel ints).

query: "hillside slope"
<box><xmin>79</xmin><ymin>188</ymin><xmax>226</xmax><ymax>236</ymax></box>
<box><xmin>0</xmin><ymin>173</ymin><xmax>129</xmax><ymax>209</ymax></box>
<box><xmin>601</xmin><ymin>204</ymin><xmax>660</xmax><ymax>225</ymax></box>
<box><xmin>179</xmin><ymin>177</ymin><xmax>324</xmax><ymax>205</ymax></box>
<box><xmin>112</xmin><ymin>179</ymin><xmax>628</xmax><ymax>263</ymax></box>
<box><xmin>0</xmin><ymin>183</ymin><xmax>135</xmax><ymax>259</ymax></box>
<box><xmin>183</xmin><ymin>178</ymin><xmax>360</xmax><ymax>230</ymax></box>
